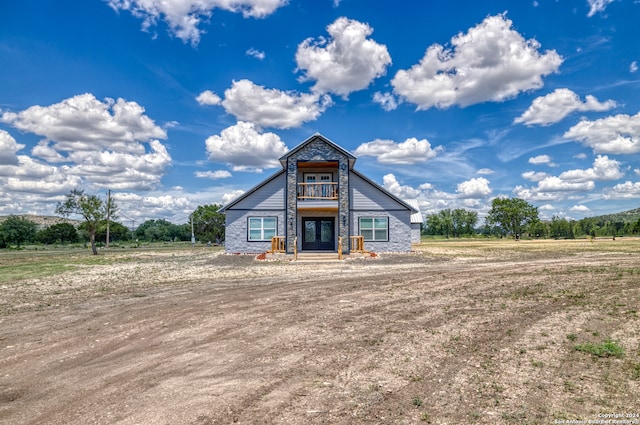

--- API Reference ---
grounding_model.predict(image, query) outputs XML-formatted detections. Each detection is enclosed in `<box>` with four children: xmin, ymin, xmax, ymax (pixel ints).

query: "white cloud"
<box><xmin>476</xmin><ymin>168</ymin><xmax>495</xmax><ymax>175</ymax></box>
<box><xmin>1</xmin><ymin>93</ymin><xmax>167</xmax><ymax>152</ymax></box>
<box><xmin>0</xmin><ymin>156</ymin><xmax>83</xmax><ymax>194</ymax></box>
<box><xmin>246</xmin><ymin>48</ymin><xmax>265</xmax><ymax>60</ymax></box>
<box><xmin>631</xmin><ymin>61</ymin><xmax>638</xmax><ymax>73</ymax></box>
<box><xmin>559</xmin><ymin>155</ymin><xmax>623</xmax><ymax>182</ymax></box>
<box><xmin>587</xmin><ymin>0</ymin><xmax>614</xmax><ymax>17</ymax></box>
<box><xmin>205</xmin><ymin>121</ymin><xmax>288</xmax><ymax>172</ymax></box>
<box><xmin>456</xmin><ymin>177</ymin><xmax>491</xmax><ymax>198</ymax></box>
<box><xmin>0</xmin><ymin>130</ymin><xmax>25</xmax><ymax>165</ymax></box>
<box><xmin>0</xmin><ymin>94</ymin><xmax>171</xmax><ymax>192</ymax></box>
<box><xmin>106</xmin><ymin>0</ymin><xmax>287</xmax><ymax>45</ymax></box>
<box><xmin>382</xmin><ymin>174</ymin><xmax>421</xmax><ymax>199</ymax></box>
<box><xmin>569</xmin><ymin>205</ymin><xmax>590</xmax><ymax>212</ymax></box>
<box><xmin>603</xmin><ymin>181</ymin><xmax>640</xmax><ymax>199</ymax></box>
<box><xmin>222</xmin><ymin>189</ymin><xmax>246</xmax><ymax>205</ymax></box>
<box><xmin>66</xmin><ymin>139</ymin><xmax>171</xmax><ymax>190</ymax></box>
<box><xmin>196</xmin><ymin>90</ymin><xmax>222</xmax><ymax>106</ymax></box>
<box><xmin>537</xmin><ymin>176</ymin><xmax>595</xmax><ymax>192</ymax></box>
<box><xmin>563</xmin><ymin>112</ymin><xmax>640</xmax><ymax>154</ymax></box>
<box><xmin>372</xmin><ymin>92</ymin><xmax>398</xmax><ymax>111</ymax></box>
<box><xmin>522</xmin><ymin>171</ymin><xmax>549</xmax><ymax>182</ymax></box>
<box><xmin>354</xmin><ymin>137</ymin><xmax>442</xmax><ymax>165</ymax></box>
<box><xmin>195</xmin><ymin>170</ymin><xmax>232</xmax><ymax>179</ymax></box>
<box><xmin>635</xmin><ymin>168</ymin><xmax>640</xmax><ymax>176</ymax></box>
<box><xmin>391</xmin><ymin>13</ymin><xmax>562</xmax><ymax>110</ymax></box>
<box><xmin>514</xmin><ymin>155</ymin><xmax>624</xmax><ymax>202</ymax></box>
<box><xmin>515</xmin><ymin>88</ymin><xmax>617</xmax><ymax>126</ymax></box>
<box><xmin>295</xmin><ymin>17</ymin><xmax>392</xmax><ymax>97</ymax></box>
<box><xmin>222</xmin><ymin>79</ymin><xmax>332</xmax><ymax>129</ymax></box>
<box><xmin>528</xmin><ymin>154</ymin><xmax>557</xmax><ymax>166</ymax></box>
<box><xmin>539</xmin><ymin>204</ymin><xmax>555</xmax><ymax>211</ymax></box>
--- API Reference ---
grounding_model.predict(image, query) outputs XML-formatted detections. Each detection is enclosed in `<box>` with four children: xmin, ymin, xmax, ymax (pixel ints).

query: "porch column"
<box><xmin>338</xmin><ymin>158</ymin><xmax>349</xmax><ymax>254</ymax></box>
<box><xmin>286</xmin><ymin>158</ymin><xmax>297</xmax><ymax>253</ymax></box>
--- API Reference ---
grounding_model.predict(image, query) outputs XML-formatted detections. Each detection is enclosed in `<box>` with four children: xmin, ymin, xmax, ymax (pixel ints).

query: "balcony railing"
<box><xmin>297</xmin><ymin>182</ymin><xmax>338</xmax><ymax>200</ymax></box>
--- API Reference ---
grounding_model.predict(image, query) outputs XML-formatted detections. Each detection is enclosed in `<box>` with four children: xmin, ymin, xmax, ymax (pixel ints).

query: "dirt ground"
<box><xmin>1</xmin><ymin>240</ymin><xmax>639</xmax><ymax>424</ymax></box>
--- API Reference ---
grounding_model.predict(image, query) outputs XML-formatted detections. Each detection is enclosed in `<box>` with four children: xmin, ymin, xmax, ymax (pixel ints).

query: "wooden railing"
<box><xmin>297</xmin><ymin>183</ymin><xmax>338</xmax><ymax>200</ymax></box>
<box><xmin>337</xmin><ymin>236</ymin><xmax>343</xmax><ymax>260</ymax></box>
<box><xmin>350</xmin><ymin>235</ymin><xmax>365</xmax><ymax>253</ymax></box>
<box><xmin>270</xmin><ymin>236</ymin><xmax>286</xmax><ymax>253</ymax></box>
<box><xmin>293</xmin><ymin>236</ymin><xmax>298</xmax><ymax>260</ymax></box>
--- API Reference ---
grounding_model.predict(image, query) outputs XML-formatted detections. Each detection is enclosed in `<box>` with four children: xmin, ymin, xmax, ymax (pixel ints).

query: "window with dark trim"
<box><xmin>359</xmin><ymin>217</ymin><xmax>388</xmax><ymax>241</ymax></box>
<box><xmin>248</xmin><ymin>217</ymin><xmax>277</xmax><ymax>241</ymax></box>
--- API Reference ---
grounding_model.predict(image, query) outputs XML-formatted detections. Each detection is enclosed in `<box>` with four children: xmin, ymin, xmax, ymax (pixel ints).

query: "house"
<box><xmin>220</xmin><ymin>134</ymin><xmax>419</xmax><ymax>255</ymax></box>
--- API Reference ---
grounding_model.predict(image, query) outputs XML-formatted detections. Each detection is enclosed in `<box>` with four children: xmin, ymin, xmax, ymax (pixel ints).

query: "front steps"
<box><xmin>295</xmin><ymin>252</ymin><xmax>342</xmax><ymax>262</ymax></box>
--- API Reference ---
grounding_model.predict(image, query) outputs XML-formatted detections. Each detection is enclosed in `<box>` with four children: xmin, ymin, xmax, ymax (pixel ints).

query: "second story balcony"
<box><xmin>297</xmin><ymin>182</ymin><xmax>338</xmax><ymax>200</ymax></box>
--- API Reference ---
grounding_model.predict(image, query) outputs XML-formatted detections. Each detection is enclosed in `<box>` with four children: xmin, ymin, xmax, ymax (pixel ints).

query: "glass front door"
<box><xmin>302</xmin><ymin>217</ymin><xmax>335</xmax><ymax>250</ymax></box>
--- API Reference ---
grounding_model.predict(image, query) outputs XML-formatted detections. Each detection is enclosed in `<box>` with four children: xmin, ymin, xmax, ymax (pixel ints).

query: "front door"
<box><xmin>302</xmin><ymin>217</ymin><xmax>335</xmax><ymax>250</ymax></box>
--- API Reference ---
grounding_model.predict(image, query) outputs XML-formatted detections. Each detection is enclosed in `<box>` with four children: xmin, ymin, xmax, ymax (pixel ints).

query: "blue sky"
<box><xmin>1</xmin><ymin>0</ymin><xmax>639</xmax><ymax>226</ymax></box>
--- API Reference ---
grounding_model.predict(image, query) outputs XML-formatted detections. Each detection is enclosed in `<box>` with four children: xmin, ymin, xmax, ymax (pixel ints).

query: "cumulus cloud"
<box><xmin>587</xmin><ymin>0</ymin><xmax>614</xmax><ymax>17</ymax></box>
<box><xmin>106</xmin><ymin>0</ymin><xmax>287</xmax><ymax>45</ymax></box>
<box><xmin>382</xmin><ymin>174</ymin><xmax>421</xmax><ymax>199</ymax></box>
<box><xmin>569</xmin><ymin>205</ymin><xmax>590</xmax><ymax>212</ymax></box>
<box><xmin>205</xmin><ymin>121</ymin><xmax>288</xmax><ymax>172</ymax></box>
<box><xmin>391</xmin><ymin>13</ymin><xmax>562</xmax><ymax>110</ymax></box>
<box><xmin>515</xmin><ymin>88</ymin><xmax>617</xmax><ymax>126</ymax></box>
<box><xmin>222</xmin><ymin>79</ymin><xmax>332</xmax><ymax>129</ymax></box>
<box><xmin>456</xmin><ymin>177</ymin><xmax>491</xmax><ymax>198</ymax></box>
<box><xmin>353</xmin><ymin>137</ymin><xmax>442</xmax><ymax>165</ymax></box>
<box><xmin>528</xmin><ymin>154</ymin><xmax>557</xmax><ymax>166</ymax></box>
<box><xmin>222</xmin><ymin>189</ymin><xmax>246</xmax><ymax>205</ymax></box>
<box><xmin>631</xmin><ymin>61</ymin><xmax>638</xmax><ymax>73</ymax></box>
<box><xmin>514</xmin><ymin>155</ymin><xmax>623</xmax><ymax>202</ymax></box>
<box><xmin>563</xmin><ymin>111</ymin><xmax>640</xmax><ymax>154</ymax></box>
<box><xmin>196</xmin><ymin>90</ymin><xmax>222</xmax><ymax>106</ymax></box>
<box><xmin>372</xmin><ymin>92</ymin><xmax>398</xmax><ymax>111</ymax></box>
<box><xmin>558</xmin><ymin>155</ymin><xmax>623</xmax><ymax>182</ymax></box>
<box><xmin>0</xmin><ymin>130</ymin><xmax>25</xmax><ymax>165</ymax></box>
<box><xmin>295</xmin><ymin>17</ymin><xmax>392</xmax><ymax>97</ymax></box>
<box><xmin>1</xmin><ymin>93</ymin><xmax>167</xmax><ymax>152</ymax></box>
<box><xmin>522</xmin><ymin>171</ymin><xmax>549</xmax><ymax>182</ymax></box>
<box><xmin>0</xmin><ymin>93</ymin><xmax>171</xmax><ymax>191</ymax></box>
<box><xmin>537</xmin><ymin>176</ymin><xmax>595</xmax><ymax>192</ymax></box>
<box><xmin>194</xmin><ymin>170</ymin><xmax>232</xmax><ymax>179</ymax></box>
<box><xmin>603</xmin><ymin>181</ymin><xmax>640</xmax><ymax>199</ymax></box>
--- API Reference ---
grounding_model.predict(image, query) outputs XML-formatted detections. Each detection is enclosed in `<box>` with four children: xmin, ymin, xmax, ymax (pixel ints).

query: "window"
<box><xmin>359</xmin><ymin>217</ymin><xmax>388</xmax><ymax>241</ymax></box>
<box><xmin>248</xmin><ymin>217</ymin><xmax>277</xmax><ymax>241</ymax></box>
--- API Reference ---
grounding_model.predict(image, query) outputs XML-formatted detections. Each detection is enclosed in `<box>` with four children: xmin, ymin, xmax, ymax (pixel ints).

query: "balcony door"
<box><xmin>304</xmin><ymin>173</ymin><xmax>333</xmax><ymax>199</ymax></box>
<box><xmin>302</xmin><ymin>217</ymin><xmax>335</xmax><ymax>251</ymax></box>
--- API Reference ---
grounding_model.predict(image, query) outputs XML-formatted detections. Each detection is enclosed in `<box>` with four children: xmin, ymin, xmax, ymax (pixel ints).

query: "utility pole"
<box><xmin>106</xmin><ymin>189</ymin><xmax>111</xmax><ymax>248</ymax></box>
<box><xmin>191</xmin><ymin>214</ymin><xmax>195</xmax><ymax>248</ymax></box>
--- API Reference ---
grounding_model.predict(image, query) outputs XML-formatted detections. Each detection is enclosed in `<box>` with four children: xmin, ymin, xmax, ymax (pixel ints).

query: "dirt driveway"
<box><xmin>1</xmin><ymin>240</ymin><xmax>639</xmax><ymax>424</ymax></box>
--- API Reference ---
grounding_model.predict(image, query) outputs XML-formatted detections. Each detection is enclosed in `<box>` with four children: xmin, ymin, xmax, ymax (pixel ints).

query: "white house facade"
<box><xmin>220</xmin><ymin>134</ymin><xmax>418</xmax><ymax>255</ymax></box>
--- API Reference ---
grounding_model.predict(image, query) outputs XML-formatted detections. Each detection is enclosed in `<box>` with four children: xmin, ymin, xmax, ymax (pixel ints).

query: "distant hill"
<box><xmin>0</xmin><ymin>214</ymin><xmax>83</xmax><ymax>228</ymax></box>
<box><xmin>588</xmin><ymin>207</ymin><xmax>640</xmax><ymax>223</ymax></box>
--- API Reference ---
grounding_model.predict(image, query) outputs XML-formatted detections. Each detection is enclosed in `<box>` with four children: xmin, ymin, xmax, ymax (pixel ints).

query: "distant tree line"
<box><xmin>423</xmin><ymin>197</ymin><xmax>640</xmax><ymax>239</ymax></box>
<box><xmin>0</xmin><ymin>190</ymin><xmax>226</xmax><ymax>252</ymax></box>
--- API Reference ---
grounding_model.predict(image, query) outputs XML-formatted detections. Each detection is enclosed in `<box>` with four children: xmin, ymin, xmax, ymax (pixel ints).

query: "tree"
<box><xmin>191</xmin><ymin>204</ymin><xmax>225</xmax><ymax>244</ymax></box>
<box><xmin>0</xmin><ymin>216</ymin><xmax>37</xmax><ymax>248</ymax></box>
<box><xmin>485</xmin><ymin>197</ymin><xmax>539</xmax><ymax>239</ymax></box>
<box><xmin>95</xmin><ymin>221</ymin><xmax>130</xmax><ymax>242</ymax></box>
<box><xmin>550</xmin><ymin>216</ymin><xmax>573</xmax><ymax>239</ymax></box>
<box><xmin>452</xmin><ymin>208</ymin><xmax>478</xmax><ymax>237</ymax></box>
<box><xmin>36</xmin><ymin>222</ymin><xmax>79</xmax><ymax>244</ymax></box>
<box><xmin>56</xmin><ymin>189</ymin><xmax>117</xmax><ymax>255</ymax></box>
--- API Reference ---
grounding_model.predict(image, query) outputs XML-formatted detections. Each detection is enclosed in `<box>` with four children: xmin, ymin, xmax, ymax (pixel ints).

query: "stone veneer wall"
<box><xmin>286</xmin><ymin>138</ymin><xmax>350</xmax><ymax>253</ymax></box>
